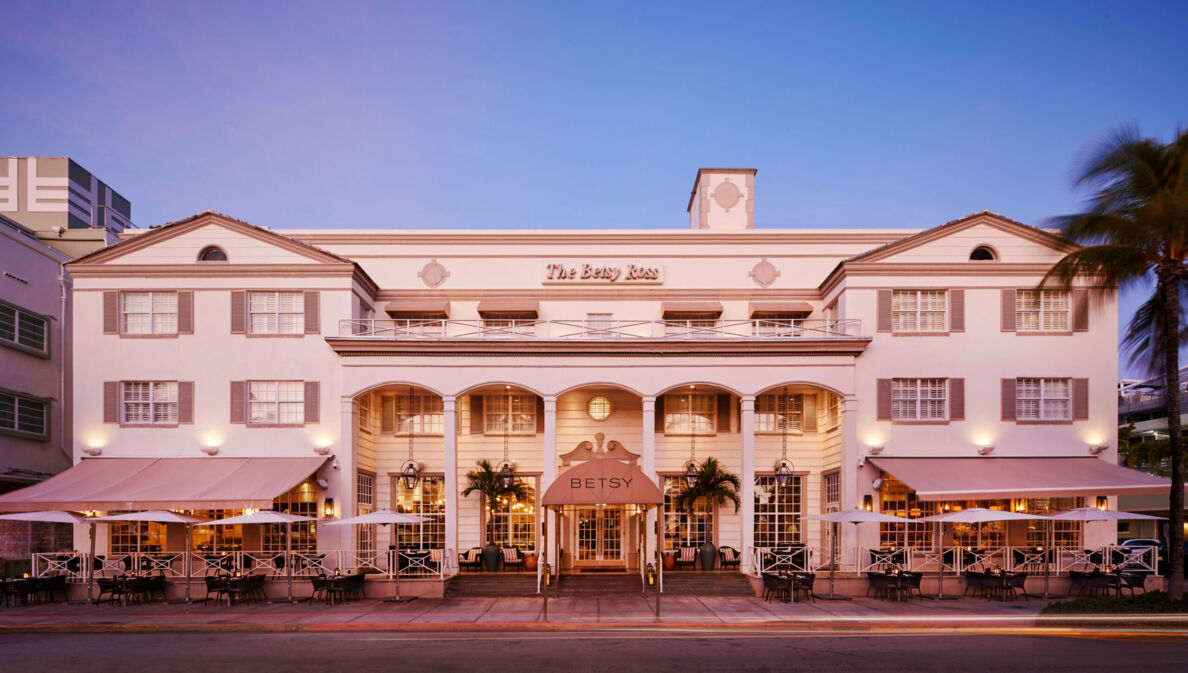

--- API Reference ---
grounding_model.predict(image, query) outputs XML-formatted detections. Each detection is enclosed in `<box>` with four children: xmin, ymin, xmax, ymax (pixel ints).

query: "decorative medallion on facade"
<box><xmin>748</xmin><ymin>258</ymin><xmax>780</xmax><ymax>288</ymax></box>
<box><xmin>711</xmin><ymin>179</ymin><xmax>743</xmax><ymax>211</ymax></box>
<box><xmin>418</xmin><ymin>259</ymin><xmax>450</xmax><ymax>288</ymax></box>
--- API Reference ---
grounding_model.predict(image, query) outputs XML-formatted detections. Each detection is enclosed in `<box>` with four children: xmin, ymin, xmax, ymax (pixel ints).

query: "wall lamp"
<box><xmin>976</xmin><ymin>445</ymin><xmax>995</xmax><ymax>456</ymax></box>
<box><xmin>323</xmin><ymin>498</ymin><xmax>335</xmax><ymax>518</ymax></box>
<box><xmin>1088</xmin><ymin>445</ymin><xmax>1108</xmax><ymax>455</ymax></box>
<box><xmin>867</xmin><ymin>445</ymin><xmax>884</xmax><ymax>455</ymax></box>
<box><xmin>863</xmin><ymin>495</ymin><xmax>874</xmax><ymax>511</ymax></box>
<box><xmin>201</xmin><ymin>446</ymin><xmax>219</xmax><ymax>456</ymax></box>
<box><xmin>1095</xmin><ymin>495</ymin><xmax>1108</xmax><ymax>510</ymax></box>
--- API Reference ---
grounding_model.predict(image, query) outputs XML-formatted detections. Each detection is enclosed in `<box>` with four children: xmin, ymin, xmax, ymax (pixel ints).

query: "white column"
<box><xmin>740</xmin><ymin>395</ymin><xmax>756</xmax><ymax>573</ymax></box>
<box><xmin>642</xmin><ymin>396</ymin><xmax>658</xmax><ymax>565</ymax></box>
<box><xmin>840</xmin><ymin>394</ymin><xmax>865</xmax><ymax>557</ymax></box>
<box><xmin>542</xmin><ymin>396</ymin><xmax>557</xmax><ymax>568</ymax></box>
<box><xmin>443</xmin><ymin>396</ymin><xmax>458</xmax><ymax>559</ymax></box>
<box><xmin>329</xmin><ymin>397</ymin><xmax>356</xmax><ymax>553</ymax></box>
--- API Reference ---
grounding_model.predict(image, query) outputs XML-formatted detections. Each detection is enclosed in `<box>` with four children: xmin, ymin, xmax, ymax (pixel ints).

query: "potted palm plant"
<box><xmin>462</xmin><ymin>459</ymin><xmax>528</xmax><ymax>571</ymax></box>
<box><xmin>674</xmin><ymin>456</ymin><xmax>741</xmax><ymax>571</ymax></box>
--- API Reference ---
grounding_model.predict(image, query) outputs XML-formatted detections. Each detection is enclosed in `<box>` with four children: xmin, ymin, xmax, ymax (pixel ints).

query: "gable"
<box><xmin>849</xmin><ymin>212</ymin><xmax>1075</xmax><ymax>265</ymax></box>
<box><xmin>109</xmin><ymin>221</ymin><xmax>326</xmax><ymax>265</ymax></box>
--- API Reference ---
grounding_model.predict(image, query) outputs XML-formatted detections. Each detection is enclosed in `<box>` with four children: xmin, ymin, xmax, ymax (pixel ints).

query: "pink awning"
<box><xmin>543</xmin><ymin>459</ymin><xmax>663</xmax><ymax>506</ymax></box>
<box><xmin>749</xmin><ymin>301</ymin><xmax>814</xmax><ymax>316</ymax></box>
<box><xmin>477</xmin><ymin>299</ymin><xmax>539</xmax><ymax>316</ymax></box>
<box><xmin>660</xmin><ymin>301</ymin><xmax>723</xmax><ymax>317</ymax></box>
<box><xmin>0</xmin><ymin>457</ymin><xmax>327</xmax><ymax>511</ymax></box>
<box><xmin>384</xmin><ymin>300</ymin><xmax>449</xmax><ymax>316</ymax></box>
<box><xmin>868</xmin><ymin>457</ymin><xmax>1178</xmax><ymax>501</ymax></box>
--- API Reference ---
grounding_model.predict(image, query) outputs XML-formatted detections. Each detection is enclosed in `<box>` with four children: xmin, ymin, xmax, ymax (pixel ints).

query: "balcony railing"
<box><xmin>338</xmin><ymin>318</ymin><xmax>864</xmax><ymax>340</ymax></box>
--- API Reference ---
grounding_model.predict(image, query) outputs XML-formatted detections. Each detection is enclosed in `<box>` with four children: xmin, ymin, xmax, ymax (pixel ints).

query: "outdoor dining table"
<box><xmin>1</xmin><ymin>578</ymin><xmax>38</xmax><ymax>607</ymax></box>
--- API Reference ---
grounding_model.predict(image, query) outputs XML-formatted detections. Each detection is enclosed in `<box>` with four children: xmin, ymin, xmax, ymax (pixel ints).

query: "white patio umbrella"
<box><xmin>1042</xmin><ymin>507</ymin><xmax>1166</xmax><ymax>598</ymax></box>
<box><xmin>919</xmin><ymin>508</ymin><xmax>1049</xmax><ymax>599</ymax></box>
<box><xmin>805</xmin><ymin>508</ymin><xmax>906</xmax><ymax>600</ymax></box>
<box><xmin>92</xmin><ymin>511</ymin><xmax>208</xmax><ymax>603</ymax></box>
<box><xmin>324</xmin><ymin>510</ymin><xmax>427</xmax><ymax>602</ymax></box>
<box><xmin>199</xmin><ymin>511</ymin><xmax>314</xmax><ymax>603</ymax></box>
<box><xmin>0</xmin><ymin>511</ymin><xmax>96</xmax><ymax>603</ymax></box>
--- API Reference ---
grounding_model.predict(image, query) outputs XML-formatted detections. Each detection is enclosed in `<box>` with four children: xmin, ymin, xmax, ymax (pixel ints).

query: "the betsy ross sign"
<box><xmin>542</xmin><ymin>458</ymin><xmax>663</xmax><ymax>506</ymax></box>
<box><xmin>543</xmin><ymin>261</ymin><xmax>663</xmax><ymax>284</ymax></box>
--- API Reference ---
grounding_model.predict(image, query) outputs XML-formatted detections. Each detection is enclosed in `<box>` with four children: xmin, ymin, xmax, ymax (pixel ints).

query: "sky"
<box><xmin>2</xmin><ymin>0</ymin><xmax>1186</xmax><ymax>377</ymax></box>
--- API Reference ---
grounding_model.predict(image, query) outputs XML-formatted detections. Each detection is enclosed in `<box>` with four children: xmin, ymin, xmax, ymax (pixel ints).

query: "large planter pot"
<box><xmin>523</xmin><ymin>553</ymin><xmax>538</xmax><ymax>572</ymax></box>
<box><xmin>699</xmin><ymin>542</ymin><xmax>717</xmax><ymax>571</ymax></box>
<box><xmin>662</xmin><ymin>553</ymin><xmax>675</xmax><ymax>571</ymax></box>
<box><xmin>482</xmin><ymin>544</ymin><xmax>502</xmax><ymax>572</ymax></box>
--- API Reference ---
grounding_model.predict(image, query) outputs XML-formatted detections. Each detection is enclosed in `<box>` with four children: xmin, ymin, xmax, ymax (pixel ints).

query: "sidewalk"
<box><xmin>8</xmin><ymin>594</ymin><xmax>1178</xmax><ymax>633</ymax></box>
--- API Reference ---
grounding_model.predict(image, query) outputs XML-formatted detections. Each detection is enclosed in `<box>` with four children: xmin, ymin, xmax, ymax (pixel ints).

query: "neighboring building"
<box><xmin>0</xmin><ymin>215</ymin><xmax>73</xmax><ymax>566</ymax></box>
<box><xmin>1117</xmin><ymin>367</ymin><xmax>1188</xmax><ymax>540</ymax></box>
<box><xmin>0</xmin><ymin>157</ymin><xmax>131</xmax><ymax>258</ymax></box>
<box><xmin>2</xmin><ymin>167</ymin><xmax>1172</xmax><ymax>580</ymax></box>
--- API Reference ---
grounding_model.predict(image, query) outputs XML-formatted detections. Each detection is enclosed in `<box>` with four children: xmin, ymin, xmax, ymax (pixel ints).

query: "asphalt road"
<box><xmin>2</xmin><ymin>629</ymin><xmax>1185</xmax><ymax>673</ymax></box>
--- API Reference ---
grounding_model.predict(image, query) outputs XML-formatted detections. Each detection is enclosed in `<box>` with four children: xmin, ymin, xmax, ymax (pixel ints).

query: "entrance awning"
<box><xmin>868</xmin><ymin>456</ymin><xmax>1178</xmax><ymax>501</ymax></box>
<box><xmin>0</xmin><ymin>457</ymin><xmax>328</xmax><ymax>512</ymax></box>
<box><xmin>542</xmin><ymin>459</ymin><xmax>663</xmax><ymax>506</ymax></box>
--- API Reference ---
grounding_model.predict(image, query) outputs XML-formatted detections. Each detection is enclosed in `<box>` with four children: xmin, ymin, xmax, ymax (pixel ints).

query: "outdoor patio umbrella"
<box><xmin>92</xmin><ymin>511</ymin><xmax>208</xmax><ymax>603</ymax></box>
<box><xmin>1042</xmin><ymin>507</ymin><xmax>1166</xmax><ymax>598</ymax></box>
<box><xmin>324</xmin><ymin>510</ymin><xmax>427</xmax><ymax>602</ymax></box>
<box><xmin>199</xmin><ymin>511</ymin><xmax>314</xmax><ymax>603</ymax></box>
<box><xmin>805</xmin><ymin>508</ymin><xmax>905</xmax><ymax>600</ymax></box>
<box><xmin>919</xmin><ymin>508</ymin><xmax>1049</xmax><ymax>599</ymax></box>
<box><xmin>0</xmin><ymin>511</ymin><xmax>95</xmax><ymax>603</ymax></box>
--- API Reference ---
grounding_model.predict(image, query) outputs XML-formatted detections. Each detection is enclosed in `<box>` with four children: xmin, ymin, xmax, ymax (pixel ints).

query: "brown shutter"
<box><xmin>381</xmin><ymin>395</ymin><xmax>395</xmax><ymax>434</ymax></box>
<box><xmin>304</xmin><ymin>291</ymin><xmax>320</xmax><ymax>334</ymax></box>
<box><xmin>104</xmin><ymin>382</ymin><xmax>119</xmax><ymax>423</ymax></box>
<box><xmin>230</xmin><ymin>381</ymin><xmax>246</xmax><ymax>423</ymax></box>
<box><xmin>103</xmin><ymin>292</ymin><xmax>119</xmax><ymax>334</ymax></box>
<box><xmin>654</xmin><ymin>395</ymin><xmax>665</xmax><ymax>433</ymax></box>
<box><xmin>877</xmin><ymin>290</ymin><xmax>892</xmax><ymax>332</ymax></box>
<box><xmin>876</xmin><ymin>379</ymin><xmax>892</xmax><ymax>421</ymax></box>
<box><xmin>470</xmin><ymin>395</ymin><xmax>484</xmax><ymax>434</ymax></box>
<box><xmin>1001</xmin><ymin>379</ymin><xmax>1017</xmax><ymax>421</ymax></box>
<box><xmin>178</xmin><ymin>381</ymin><xmax>194</xmax><ymax>423</ymax></box>
<box><xmin>1001</xmin><ymin>289</ymin><xmax>1016</xmax><ymax>332</ymax></box>
<box><xmin>716</xmin><ymin>393</ymin><xmax>731</xmax><ymax>433</ymax></box>
<box><xmin>230</xmin><ymin>291</ymin><xmax>246</xmax><ymax>334</ymax></box>
<box><xmin>1072</xmin><ymin>290</ymin><xmax>1089</xmax><ymax>332</ymax></box>
<box><xmin>949</xmin><ymin>378</ymin><xmax>964</xmax><ymax>420</ymax></box>
<box><xmin>304</xmin><ymin>381</ymin><xmax>320</xmax><ymax>423</ymax></box>
<box><xmin>177</xmin><ymin>291</ymin><xmax>194</xmax><ymax>334</ymax></box>
<box><xmin>949</xmin><ymin>290</ymin><xmax>964</xmax><ymax>332</ymax></box>
<box><xmin>535</xmin><ymin>395</ymin><xmax>545</xmax><ymax>433</ymax></box>
<box><xmin>1072</xmin><ymin>378</ymin><xmax>1089</xmax><ymax>420</ymax></box>
<box><xmin>803</xmin><ymin>393</ymin><xmax>818</xmax><ymax>432</ymax></box>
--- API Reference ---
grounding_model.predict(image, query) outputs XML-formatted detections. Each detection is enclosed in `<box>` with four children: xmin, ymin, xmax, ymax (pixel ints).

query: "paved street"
<box><xmin>3</xmin><ymin>629</ymin><xmax>1186</xmax><ymax>673</ymax></box>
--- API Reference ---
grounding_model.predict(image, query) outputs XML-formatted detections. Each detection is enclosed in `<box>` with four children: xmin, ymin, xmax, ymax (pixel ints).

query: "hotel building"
<box><xmin>2</xmin><ymin>168</ymin><xmax>1173</xmax><ymax>586</ymax></box>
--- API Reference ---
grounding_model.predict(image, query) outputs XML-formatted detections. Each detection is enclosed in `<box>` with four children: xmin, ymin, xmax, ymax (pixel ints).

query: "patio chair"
<box><xmin>674</xmin><ymin>547</ymin><xmax>698</xmax><ymax>570</ymax></box>
<box><xmin>429</xmin><ymin>549</ymin><xmax>444</xmax><ymax>573</ymax></box>
<box><xmin>310</xmin><ymin>575</ymin><xmax>331</xmax><ymax>604</ymax></box>
<box><xmin>202</xmin><ymin>576</ymin><xmax>228</xmax><ymax>604</ymax></box>
<box><xmin>762</xmin><ymin>573</ymin><xmax>790</xmax><ymax>603</ymax></box>
<box><xmin>342</xmin><ymin>573</ymin><xmax>366</xmax><ymax>601</ymax></box>
<box><xmin>501</xmin><ymin>547</ymin><xmax>525</xmax><ymax>572</ymax></box>
<box><xmin>718</xmin><ymin>547</ymin><xmax>741</xmax><ymax>571</ymax></box>
<box><xmin>791</xmin><ymin>573</ymin><xmax>816</xmax><ymax>603</ymax></box>
<box><xmin>39</xmin><ymin>575</ymin><xmax>68</xmax><ymax>603</ymax></box>
<box><xmin>458</xmin><ymin>547</ymin><xmax>482</xmax><ymax>573</ymax></box>
<box><xmin>1004</xmin><ymin>572</ymin><xmax>1028</xmax><ymax>601</ymax></box>
<box><xmin>1119</xmin><ymin>572</ymin><xmax>1145</xmax><ymax>596</ymax></box>
<box><xmin>899</xmin><ymin>571</ymin><xmax>923</xmax><ymax>600</ymax></box>
<box><xmin>963</xmin><ymin>571</ymin><xmax>989</xmax><ymax>598</ymax></box>
<box><xmin>1067</xmin><ymin>570</ymin><xmax>1091</xmax><ymax>597</ymax></box>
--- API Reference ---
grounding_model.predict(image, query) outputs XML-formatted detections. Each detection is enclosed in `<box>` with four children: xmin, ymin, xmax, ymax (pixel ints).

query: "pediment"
<box><xmin>848</xmin><ymin>211</ymin><xmax>1076</xmax><ymax>265</ymax></box>
<box><xmin>558</xmin><ymin>434</ymin><xmax>640</xmax><ymax>466</ymax></box>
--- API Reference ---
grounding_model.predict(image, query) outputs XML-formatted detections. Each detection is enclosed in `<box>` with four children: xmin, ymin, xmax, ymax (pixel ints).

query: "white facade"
<box><xmin>64</xmin><ymin>170</ymin><xmax>1122</xmax><ymax>571</ymax></box>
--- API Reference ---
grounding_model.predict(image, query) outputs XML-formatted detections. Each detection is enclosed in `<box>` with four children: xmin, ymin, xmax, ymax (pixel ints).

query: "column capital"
<box><xmin>442</xmin><ymin>395</ymin><xmax>457</xmax><ymax>408</ymax></box>
<box><xmin>543</xmin><ymin>396</ymin><xmax>557</xmax><ymax>410</ymax></box>
<box><xmin>642</xmin><ymin>396</ymin><xmax>656</xmax><ymax>411</ymax></box>
<box><xmin>740</xmin><ymin>395</ymin><xmax>756</xmax><ymax>410</ymax></box>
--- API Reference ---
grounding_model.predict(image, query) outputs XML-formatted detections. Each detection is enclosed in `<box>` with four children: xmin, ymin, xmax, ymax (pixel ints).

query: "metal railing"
<box><xmin>338</xmin><ymin>318</ymin><xmax>864</xmax><ymax>340</ymax></box>
<box><xmin>32</xmin><ymin>549</ymin><xmax>457</xmax><ymax>582</ymax></box>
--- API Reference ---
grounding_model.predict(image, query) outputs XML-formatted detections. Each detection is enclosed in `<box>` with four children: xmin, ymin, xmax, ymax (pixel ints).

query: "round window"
<box><xmin>587</xmin><ymin>395</ymin><xmax>612</xmax><ymax>421</ymax></box>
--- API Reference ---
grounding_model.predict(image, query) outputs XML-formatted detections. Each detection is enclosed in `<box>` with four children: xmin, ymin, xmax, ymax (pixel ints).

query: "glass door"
<box><xmin>575</xmin><ymin>507</ymin><xmax>624</xmax><ymax>566</ymax></box>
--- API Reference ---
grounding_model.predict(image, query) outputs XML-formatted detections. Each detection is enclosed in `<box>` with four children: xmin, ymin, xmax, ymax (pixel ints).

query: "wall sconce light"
<box><xmin>646</xmin><ymin>563</ymin><xmax>656</xmax><ymax>586</ymax></box>
<box><xmin>976</xmin><ymin>445</ymin><xmax>995</xmax><ymax>456</ymax></box>
<box><xmin>201</xmin><ymin>446</ymin><xmax>219</xmax><ymax>456</ymax></box>
<box><xmin>323</xmin><ymin>498</ymin><xmax>335</xmax><ymax>518</ymax></box>
<box><xmin>863</xmin><ymin>495</ymin><xmax>874</xmax><ymax>511</ymax></box>
<box><xmin>1095</xmin><ymin>495</ymin><xmax>1108</xmax><ymax>510</ymax></box>
<box><xmin>1088</xmin><ymin>445</ymin><xmax>1108</xmax><ymax>455</ymax></box>
<box><xmin>867</xmin><ymin>445</ymin><xmax>884</xmax><ymax>455</ymax></box>
<box><xmin>81</xmin><ymin>447</ymin><xmax>102</xmax><ymax>456</ymax></box>
<box><xmin>313</xmin><ymin>446</ymin><xmax>332</xmax><ymax>456</ymax></box>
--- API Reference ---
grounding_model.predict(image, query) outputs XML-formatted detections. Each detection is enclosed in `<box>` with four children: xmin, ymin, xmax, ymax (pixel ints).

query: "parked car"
<box><xmin>1119</xmin><ymin>538</ymin><xmax>1188</xmax><ymax>577</ymax></box>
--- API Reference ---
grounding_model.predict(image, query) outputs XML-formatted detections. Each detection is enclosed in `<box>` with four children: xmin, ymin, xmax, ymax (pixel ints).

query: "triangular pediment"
<box><xmin>68</xmin><ymin>211</ymin><xmax>350</xmax><ymax>266</ymax></box>
<box><xmin>846</xmin><ymin>211</ymin><xmax>1076</xmax><ymax>265</ymax></box>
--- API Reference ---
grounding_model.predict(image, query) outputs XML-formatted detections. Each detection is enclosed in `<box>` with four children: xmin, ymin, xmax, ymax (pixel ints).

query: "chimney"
<box><xmin>686</xmin><ymin>168</ymin><xmax>756</xmax><ymax>230</ymax></box>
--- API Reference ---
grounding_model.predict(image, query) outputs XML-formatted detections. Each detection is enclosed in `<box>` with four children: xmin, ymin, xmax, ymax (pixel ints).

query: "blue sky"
<box><xmin>2</xmin><ymin>1</ymin><xmax>1185</xmax><ymax>376</ymax></box>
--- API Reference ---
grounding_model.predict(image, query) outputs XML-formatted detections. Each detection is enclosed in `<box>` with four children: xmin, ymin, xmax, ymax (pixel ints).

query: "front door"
<box><xmin>575</xmin><ymin>507</ymin><xmax>623</xmax><ymax>567</ymax></box>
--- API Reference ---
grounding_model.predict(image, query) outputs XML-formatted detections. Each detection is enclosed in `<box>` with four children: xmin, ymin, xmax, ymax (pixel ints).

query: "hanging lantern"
<box><xmin>775</xmin><ymin>460</ymin><xmax>794</xmax><ymax>488</ymax></box>
<box><xmin>684</xmin><ymin>461</ymin><xmax>700</xmax><ymax>489</ymax></box>
<box><xmin>401</xmin><ymin>460</ymin><xmax>421</xmax><ymax>490</ymax></box>
<box><xmin>498</xmin><ymin>462</ymin><xmax>515</xmax><ymax>490</ymax></box>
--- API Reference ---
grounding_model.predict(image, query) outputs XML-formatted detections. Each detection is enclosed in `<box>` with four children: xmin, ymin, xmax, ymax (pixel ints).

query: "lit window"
<box><xmin>587</xmin><ymin>395</ymin><xmax>612</xmax><ymax>421</ymax></box>
<box><xmin>249</xmin><ymin>381</ymin><xmax>305</xmax><ymax>424</ymax></box>
<box><xmin>357</xmin><ymin>471</ymin><xmax>375</xmax><ymax>554</ymax></box>
<box><xmin>491</xmin><ymin>479</ymin><xmax>536</xmax><ymax>549</ymax></box>
<box><xmin>1016</xmin><ymin>290</ymin><xmax>1069</xmax><ymax>332</ymax></box>
<box><xmin>828</xmin><ymin>394</ymin><xmax>841</xmax><ymax>429</ymax></box>
<box><xmin>383</xmin><ymin>394</ymin><xmax>443</xmax><ymax>434</ymax></box>
<box><xmin>663</xmin><ymin>478</ymin><xmax>714</xmax><ymax>550</ymax></box>
<box><xmin>891</xmin><ymin>290</ymin><xmax>946</xmax><ymax>332</ymax></box>
<box><xmin>394</xmin><ymin>476</ymin><xmax>445</xmax><ymax>549</ymax></box>
<box><xmin>891</xmin><ymin>379</ymin><xmax>947</xmax><ymax>421</ymax></box>
<box><xmin>121</xmin><ymin>381</ymin><xmax>178</xmax><ymax>425</ymax></box>
<box><xmin>0</xmin><ymin>302</ymin><xmax>48</xmax><ymax>354</ymax></box>
<box><xmin>754</xmin><ymin>475</ymin><xmax>803</xmax><ymax>547</ymax></box>
<box><xmin>484</xmin><ymin>394</ymin><xmax>536</xmax><ymax>433</ymax></box>
<box><xmin>663</xmin><ymin>393</ymin><xmax>716</xmax><ymax>434</ymax></box>
<box><xmin>755</xmin><ymin>393</ymin><xmax>802</xmax><ymax>432</ymax></box>
<box><xmin>356</xmin><ymin>395</ymin><xmax>371</xmax><ymax>432</ymax></box>
<box><xmin>0</xmin><ymin>391</ymin><xmax>47</xmax><ymax>437</ymax></box>
<box><xmin>248</xmin><ymin>291</ymin><xmax>303</xmax><ymax>334</ymax></box>
<box><xmin>1016</xmin><ymin>378</ymin><xmax>1071</xmax><ymax>420</ymax></box>
<box><xmin>121</xmin><ymin>291</ymin><xmax>177</xmax><ymax>335</ymax></box>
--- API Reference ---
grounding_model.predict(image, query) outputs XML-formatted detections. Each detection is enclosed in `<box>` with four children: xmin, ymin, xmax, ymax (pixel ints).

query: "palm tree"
<box><xmin>1043</xmin><ymin>125</ymin><xmax>1188</xmax><ymax>599</ymax></box>
<box><xmin>461</xmin><ymin>459</ymin><xmax>528</xmax><ymax>547</ymax></box>
<box><xmin>674</xmin><ymin>457</ymin><xmax>741</xmax><ymax>515</ymax></box>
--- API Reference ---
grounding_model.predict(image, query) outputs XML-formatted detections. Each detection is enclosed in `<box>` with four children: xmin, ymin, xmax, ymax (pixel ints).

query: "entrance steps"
<box><xmin>661</xmin><ymin>571</ymin><xmax>755</xmax><ymax>597</ymax></box>
<box><xmin>445</xmin><ymin>571</ymin><xmax>755</xmax><ymax>597</ymax></box>
<box><xmin>556</xmin><ymin>573</ymin><xmax>644</xmax><ymax>596</ymax></box>
<box><xmin>445</xmin><ymin>573</ymin><xmax>539</xmax><ymax>597</ymax></box>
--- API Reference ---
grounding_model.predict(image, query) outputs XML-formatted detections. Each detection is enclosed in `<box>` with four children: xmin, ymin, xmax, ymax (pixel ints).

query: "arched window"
<box><xmin>969</xmin><ymin>245</ymin><xmax>997</xmax><ymax>261</ymax></box>
<box><xmin>198</xmin><ymin>246</ymin><xmax>228</xmax><ymax>262</ymax></box>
